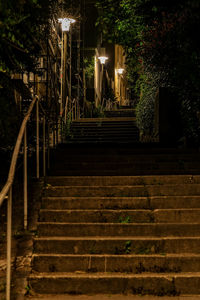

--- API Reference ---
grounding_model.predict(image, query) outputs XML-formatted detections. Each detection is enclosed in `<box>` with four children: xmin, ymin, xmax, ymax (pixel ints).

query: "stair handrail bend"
<box><xmin>0</xmin><ymin>96</ymin><xmax>37</xmax><ymax>206</ymax></box>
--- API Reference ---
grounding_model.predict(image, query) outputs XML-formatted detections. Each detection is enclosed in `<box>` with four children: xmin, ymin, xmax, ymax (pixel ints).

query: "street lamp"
<box><xmin>98</xmin><ymin>55</ymin><xmax>108</xmax><ymax>107</ymax></box>
<box><xmin>58</xmin><ymin>17</ymin><xmax>75</xmax><ymax>114</ymax></box>
<box><xmin>58</xmin><ymin>17</ymin><xmax>75</xmax><ymax>141</ymax></box>
<box><xmin>98</xmin><ymin>56</ymin><xmax>108</xmax><ymax>65</ymax></box>
<box><xmin>58</xmin><ymin>18</ymin><xmax>76</xmax><ymax>32</ymax></box>
<box><xmin>115</xmin><ymin>68</ymin><xmax>125</xmax><ymax>105</ymax></box>
<box><xmin>116</xmin><ymin>68</ymin><xmax>124</xmax><ymax>75</ymax></box>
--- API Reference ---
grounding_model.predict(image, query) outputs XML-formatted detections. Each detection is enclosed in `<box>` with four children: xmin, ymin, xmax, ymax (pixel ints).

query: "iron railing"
<box><xmin>0</xmin><ymin>96</ymin><xmax>59</xmax><ymax>300</ymax></box>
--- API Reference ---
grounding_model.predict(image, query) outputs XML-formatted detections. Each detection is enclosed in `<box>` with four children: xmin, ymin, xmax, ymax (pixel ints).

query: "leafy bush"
<box><xmin>136</xmin><ymin>82</ymin><xmax>156</xmax><ymax>136</ymax></box>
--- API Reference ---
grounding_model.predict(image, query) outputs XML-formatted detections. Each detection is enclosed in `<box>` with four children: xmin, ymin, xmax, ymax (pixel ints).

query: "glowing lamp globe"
<box><xmin>58</xmin><ymin>18</ymin><xmax>76</xmax><ymax>32</ymax></box>
<box><xmin>98</xmin><ymin>56</ymin><xmax>108</xmax><ymax>64</ymax></box>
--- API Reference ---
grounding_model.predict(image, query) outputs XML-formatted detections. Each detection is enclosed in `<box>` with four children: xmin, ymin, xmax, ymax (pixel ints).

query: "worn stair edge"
<box><xmin>28</xmin><ymin>272</ymin><xmax>200</xmax><ymax>295</ymax></box>
<box><xmin>32</xmin><ymin>253</ymin><xmax>200</xmax><ymax>273</ymax></box>
<box><xmin>41</xmin><ymin>196</ymin><xmax>200</xmax><ymax>210</ymax></box>
<box><xmin>39</xmin><ymin>208</ymin><xmax>200</xmax><ymax>224</ymax></box>
<box><xmin>46</xmin><ymin>175</ymin><xmax>200</xmax><ymax>186</ymax></box>
<box><xmin>43</xmin><ymin>184</ymin><xmax>200</xmax><ymax>197</ymax></box>
<box><xmin>34</xmin><ymin>236</ymin><xmax>200</xmax><ymax>254</ymax></box>
<box><xmin>37</xmin><ymin>223</ymin><xmax>200</xmax><ymax>237</ymax></box>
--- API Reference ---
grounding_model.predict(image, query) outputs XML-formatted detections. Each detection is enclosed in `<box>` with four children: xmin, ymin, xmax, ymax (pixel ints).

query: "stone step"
<box><xmin>44</xmin><ymin>185</ymin><xmax>200</xmax><ymax>197</ymax></box>
<box><xmin>52</xmin><ymin>146</ymin><xmax>199</xmax><ymax>154</ymax></box>
<box><xmin>65</xmin><ymin>141</ymin><xmax>140</xmax><ymax>145</ymax></box>
<box><xmin>49</xmin><ymin>162</ymin><xmax>200</xmax><ymax>170</ymax></box>
<box><xmin>26</xmin><ymin>295</ymin><xmax>200</xmax><ymax>300</ymax></box>
<box><xmin>70</xmin><ymin>134</ymin><xmax>139</xmax><ymax>139</ymax></box>
<box><xmin>68</xmin><ymin>137</ymin><xmax>139</xmax><ymax>142</ymax></box>
<box><xmin>34</xmin><ymin>236</ymin><xmax>200</xmax><ymax>254</ymax></box>
<box><xmin>69</xmin><ymin>134</ymin><xmax>138</xmax><ymax>139</ymax></box>
<box><xmin>41</xmin><ymin>196</ymin><xmax>200</xmax><ymax>210</ymax></box>
<box><xmin>39</xmin><ymin>209</ymin><xmax>152</xmax><ymax>223</ymax></box>
<box><xmin>71</xmin><ymin>127</ymin><xmax>137</xmax><ymax>131</ymax></box>
<box><xmin>28</xmin><ymin>272</ymin><xmax>200</xmax><ymax>295</ymax></box>
<box><xmin>37</xmin><ymin>223</ymin><xmax>200</xmax><ymax>237</ymax></box>
<box><xmin>72</xmin><ymin>117</ymin><xmax>136</xmax><ymax>123</ymax></box>
<box><xmin>46</xmin><ymin>175</ymin><xmax>200</xmax><ymax>186</ymax></box>
<box><xmin>70</xmin><ymin>135</ymin><xmax>139</xmax><ymax>140</ymax></box>
<box><xmin>32</xmin><ymin>254</ymin><xmax>200</xmax><ymax>273</ymax></box>
<box><xmin>71</xmin><ymin>124</ymin><xmax>137</xmax><ymax>129</ymax></box>
<box><xmin>39</xmin><ymin>209</ymin><xmax>200</xmax><ymax>224</ymax></box>
<box><xmin>50</xmin><ymin>154</ymin><xmax>200</xmax><ymax>162</ymax></box>
<box><xmin>48</xmin><ymin>169</ymin><xmax>200</xmax><ymax>176</ymax></box>
<box><xmin>71</xmin><ymin>122</ymin><xmax>137</xmax><ymax>126</ymax></box>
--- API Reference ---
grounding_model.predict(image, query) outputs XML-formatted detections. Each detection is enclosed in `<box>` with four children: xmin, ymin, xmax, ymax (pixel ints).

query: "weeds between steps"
<box><xmin>119</xmin><ymin>216</ymin><xmax>131</xmax><ymax>223</ymax></box>
<box><xmin>115</xmin><ymin>241</ymin><xmax>132</xmax><ymax>254</ymax></box>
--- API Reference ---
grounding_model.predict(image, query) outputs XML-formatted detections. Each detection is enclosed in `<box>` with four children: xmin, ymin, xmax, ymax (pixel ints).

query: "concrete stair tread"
<box><xmin>42</xmin><ymin>195</ymin><xmax>200</xmax><ymax>200</ymax></box>
<box><xmin>37</xmin><ymin>221</ymin><xmax>200</xmax><ymax>225</ymax></box>
<box><xmin>42</xmin><ymin>196</ymin><xmax>149</xmax><ymax>200</ymax></box>
<box><xmin>73</xmin><ymin>118</ymin><xmax>136</xmax><ymax>122</ymax></box>
<box><xmin>45</xmin><ymin>184</ymin><xmax>200</xmax><ymax>187</ymax></box>
<box><xmin>29</xmin><ymin>272</ymin><xmax>200</xmax><ymax>278</ymax></box>
<box><xmin>40</xmin><ymin>208</ymin><xmax>200</xmax><ymax>212</ymax></box>
<box><xmin>31</xmin><ymin>253</ymin><xmax>200</xmax><ymax>273</ymax></box>
<box><xmin>34</xmin><ymin>236</ymin><xmax>200</xmax><ymax>241</ymax></box>
<box><xmin>39</xmin><ymin>208</ymin><xmax>200</xmax><ymax>224</ymax></box>
<box><xmin>32</xmin><ymin>253</ymin><xmax>200</xmax><ymax>258</ymax></box>
<box><xmin>39</xmin><ymin>209</ymin><xmax>150</xmax><ymax>212</ymax></box>
<box><xmin>46</xmin><ymin>175</ymin><xmax>200</xmax><ymax>185</ymax></box>
<box><xmin>22</xmin><ymin>294</ymin><xmax>200</xmax><ymax>300</ymax></box>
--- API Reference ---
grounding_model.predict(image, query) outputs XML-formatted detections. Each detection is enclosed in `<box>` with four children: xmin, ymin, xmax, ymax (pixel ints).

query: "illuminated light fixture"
<box><xmin>116</xmin><ymin>68</ymin><xmax>124</xmax><ymax>75</ymax></box>
<box><xmin>58</xmin><ymin>18</ymin><xmax>76</xmax><ymax>32</ymax></box>
<box><xmin>98</xmin><ymin>56</ymin><xmax>108</xmax><ymax>64</ymax></box>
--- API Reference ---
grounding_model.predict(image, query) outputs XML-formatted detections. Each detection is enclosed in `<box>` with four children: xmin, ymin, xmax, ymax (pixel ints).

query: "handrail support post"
<box><xmin>6</xmin><ymin>187</ymin><xmax>12</xmax><ymax>300</ymax></box>
<box><xmin>43</xmin><ymin>116</ymin><xmax>46</xmax><ymax>177</ymax></box>
<box><xmin>36</xmin><ymin>99</ymin><xmax>39</xmax><ymax>179</ymax></box>
<box><xmin>24</xmin><ymin>126</ymin><xmax>28</xmax><ymax>229</ymax></box>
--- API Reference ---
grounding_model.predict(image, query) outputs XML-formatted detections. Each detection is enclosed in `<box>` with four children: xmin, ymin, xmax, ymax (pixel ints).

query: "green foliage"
<box><xmin>136</xmin><ymin>80</ymin><xmax>157</xmax><ymax>136</ymax></box>
<box><xmin>95</xmin><ymin>0</ymin><xmax>200</xmax><ymax>143</ymax></box>
<box><xmin>119</xmin><ymin>215</ymin><xmax>131</xmax><ymax>223</ymax></box>
<box><xmin>84</xmin><ymin>57</ymin><xmax>95</xmax><ymax>81</ymax></box>
<box><xmin>0</xmin><ymin>0</ymin><xmax>61</xmax><ymax>148</ymax></box>
<box><xmin>105</xmin><ymin>86</ymin><xmax>117</xmax><ymax>103</ymax></box>
<box><xmin>0</xmin><ymin>0</ymin><xmax>60</xmax><ymax>75</ymax></box>
<box><xmin>92</xmin><ymin>105</ymin><xmax>105</xmax><ymax>118</ymax></box>
<box><xmin>124</xmin><ymin>240</ymin><xmax>132</xmax><ymax>254</ymax></box>
<box><xmin>64</xmin><ymin>113</ymin><xmax>73</xmax><ymax>140</ymax></box>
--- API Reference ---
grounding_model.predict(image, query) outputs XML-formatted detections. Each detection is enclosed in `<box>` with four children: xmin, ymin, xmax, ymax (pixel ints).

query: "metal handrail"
<box><xmin>0</xmin><ymin>95</ymin><xmax>57</xmax><ymax>300</ymax></box>
<box><xmin>0</xmin><ymin>97</ymin><xmax>37</xmax><ymax>206</ymax></box>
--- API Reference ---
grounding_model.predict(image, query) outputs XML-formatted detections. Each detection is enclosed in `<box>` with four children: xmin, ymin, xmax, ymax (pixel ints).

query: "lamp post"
<box><xmin>58</xmin><ymin>18</ymin><xmax>75</xmax><ymax>141</ymax></box>
<box><xmin>98</xmin><ymin>56</ymin><xmax>108</xmax><ymax>107</ymax></box>
<box><xmin>58</xmin><ymin>18</ymin><xmax>76</xmax><ymax>117</ymax></box>
<box><xmin>116</xmin><ymin>68</ymin><xmax>124</xmax><ymax>106</ymax></box>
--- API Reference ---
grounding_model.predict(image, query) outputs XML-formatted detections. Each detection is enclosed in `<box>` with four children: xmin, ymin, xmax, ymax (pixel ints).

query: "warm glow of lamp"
<box><xmin>98</xmin><ymin>56</ymin><xmax>108</xmax><ymax>64</ymax></box>
<box><xmin>116</xmin><ymin>68</ymin><xmax>124</xmax><ymax>75</ymax></box>
<box><xmin>58</xmin><ymin>18</ymin><xmax>76</xmax><ymax>31</ymax></box>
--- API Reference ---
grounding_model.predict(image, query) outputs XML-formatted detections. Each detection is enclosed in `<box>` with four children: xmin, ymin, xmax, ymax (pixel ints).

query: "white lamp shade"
<box><xmin>116</xmin><ymin>68</ymin><xmax>124</xmax><ymax>75</ymax></box>
<box><xmin>58</xmin><ymin>18</ymin><xmax>76</xmax><ymax>32</ymax></box>
<box><xmin>98</xmin><ymin>56</ymin><xmax>108</xmax><ymax>64</ymax></box>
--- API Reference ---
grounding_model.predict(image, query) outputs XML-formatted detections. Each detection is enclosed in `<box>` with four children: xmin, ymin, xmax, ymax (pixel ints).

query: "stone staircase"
<box><xmin>28</xmin><ymin>147</ymin><xmax>200</xmax><ymax>296</ymax></box>
<box><xmin>27</xmin><ymin>112</ymin><xmax>200</xmax><ymax>297</ymax></box>
<box><xmin>68</xmin><ymin>117</ymin><xmax>139</xmax><ymax>144</ymax></box>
